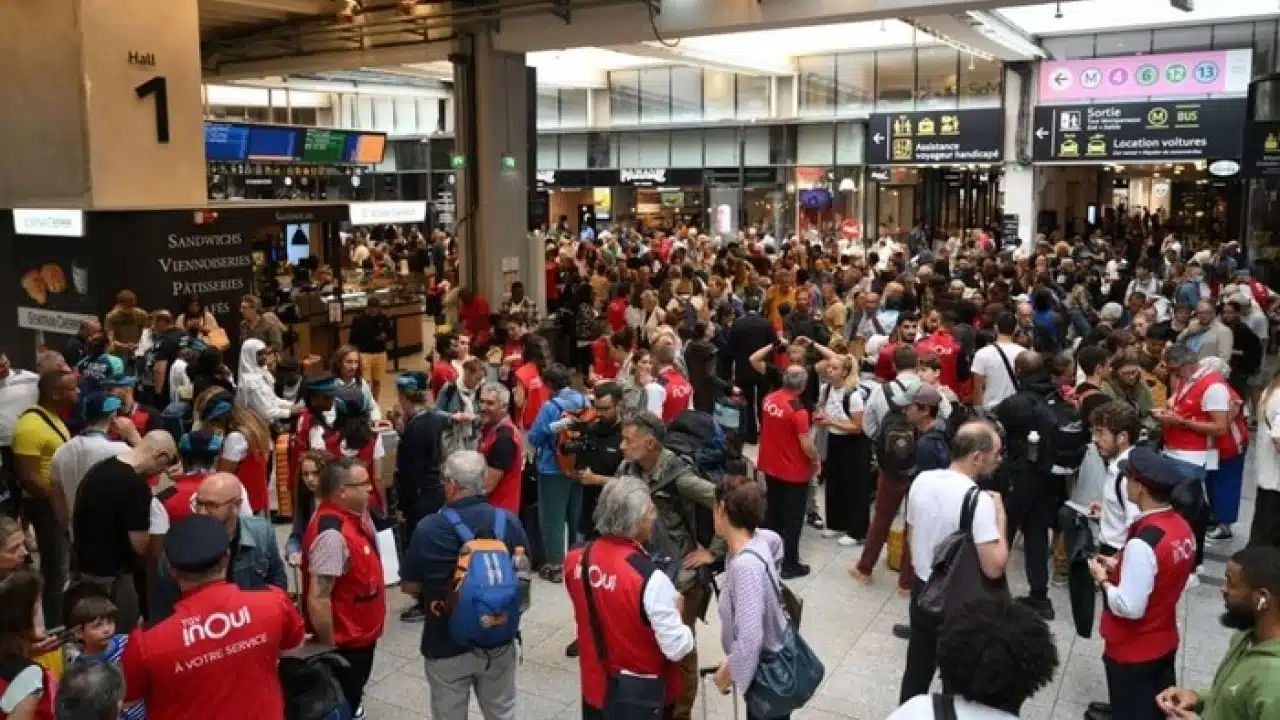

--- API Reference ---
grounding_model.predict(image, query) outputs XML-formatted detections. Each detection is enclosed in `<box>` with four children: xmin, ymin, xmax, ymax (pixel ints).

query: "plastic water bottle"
<box><xmin>513</xmin><ymin>547</ymin><xmax>532</xmax><ymax>612</ymax></box>
<box><xmin>1027</xmin><ymin>430</ymin><xmax>1041</xmax><ymax>464</ymax></box>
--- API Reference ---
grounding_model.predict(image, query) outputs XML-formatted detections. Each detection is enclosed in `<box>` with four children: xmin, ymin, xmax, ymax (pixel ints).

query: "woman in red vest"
<box><xmin>513</xmin><ymin>336</ymin><xmax>550</xmax><ymax>430</ymax></box>
<box><xmin>195</xmin><ymin>390</ymin><xmax>273</xmax><ymax>516</ymax></box>
<box><xmin>323</xmin><ymin>393</ymin><xmax>386</xmax><ymax>516</ymax></box>
<box><xmin>1207</xmin><ymin>362</ymin><xmax>1249</xmax><ymax>544</ymax></box>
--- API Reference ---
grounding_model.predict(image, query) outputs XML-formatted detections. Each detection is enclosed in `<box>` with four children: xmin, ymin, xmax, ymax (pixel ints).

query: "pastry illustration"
<box><xmin>40</xmin><ymin>263</ymin><xmax>67</xmax><ymax>293</ymax></box>
<box><xmin>21</xmin><ymin>269</ymin><xmax>47</xmax><ymax>305</ymax></box>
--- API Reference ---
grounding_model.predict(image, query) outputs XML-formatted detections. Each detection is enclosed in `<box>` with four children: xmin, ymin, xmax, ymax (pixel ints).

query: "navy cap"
<box><xmin>200</xmin><ymin>393</ymin><xmax>234</xmax><ymax>422</ymax></box>
<box><xmin>396</xmin><ymin>371</ymin><xmax>428</xmax><ymax>392</ymax></box>
<box><xmin>84</xmin><ymin>392</ymin><xmax>122</xmax><ymax>421</ymax></box>
<box><xmin>1119</xmin><ymin>447</ymin><xmax>1183</xmax><ymax>493</ymax></box>
<box><xmin>164</xmin><ymin>515</ymin><xmax>231</xmax><ymax>574</ymax></box>
<box><xmin>303</xmin><ymin>375</ymin><xmax>341</xmax><ymax>395</ymax></box>
<box><xmin>100</xmin><ymin>374</ymin><xmax>137</xmax><ymax>389</ymax></box>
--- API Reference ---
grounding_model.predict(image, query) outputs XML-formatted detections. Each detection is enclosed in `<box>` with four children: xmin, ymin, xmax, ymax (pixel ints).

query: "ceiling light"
<box><xmin>880</xmin><ymin>19</ymin><xmax>887</xmax><ymax>32</ymax></box>
<box><xmin>839</xmin><ymin>178</ymin><xmax>856</xmax><ymax>191</ymax></box>
<box><xmin>1054</xmin><ymin>1</ymin><xmax>1064</xmax><ymax>19</ymax></box>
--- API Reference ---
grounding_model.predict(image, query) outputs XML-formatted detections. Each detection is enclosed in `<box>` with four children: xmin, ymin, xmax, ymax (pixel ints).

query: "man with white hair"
<box><xmin>400</xmin><ymin>450</ymin><xmax>529</xmax><ymax>720</ymax></box>
<box><xmin>564</xmin><ymin>476</ymin><xmax>695</xmax><ymax>720</ymax></box>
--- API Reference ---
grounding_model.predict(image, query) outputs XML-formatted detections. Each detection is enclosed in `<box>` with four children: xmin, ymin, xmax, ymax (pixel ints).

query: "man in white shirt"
<box><xmin>862</xmin><ymin>346</ymin><xmax>953</xmax><ymax>439</ymax></box>
<box><xmin>49</xmin><ymin>392</ymin><xmax>134</xmax><ymax>534</ymax></box>
<box><xmin>970</xmin><ymin>313</ymin><xmax>1025</xmax><ymax>410</ymax></box>
<box><xmin>900</xmin><ymin>421</ymin><xmax>1009</xmax><ymax>703</ymax></box>
<box><xmin>1088</xmin><ymin>401</ymin><xmax>1141</xmax><ymax>555</ymax></box>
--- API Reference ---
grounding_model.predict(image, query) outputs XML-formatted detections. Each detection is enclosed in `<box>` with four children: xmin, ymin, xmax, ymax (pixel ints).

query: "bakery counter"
<box><xmin>288</xmin><ymin>292</ymin><xmax>425</xmax><ymax>367</ymax></box>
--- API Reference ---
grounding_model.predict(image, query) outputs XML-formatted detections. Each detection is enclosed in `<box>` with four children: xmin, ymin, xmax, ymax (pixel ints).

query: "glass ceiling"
<box><xmin>997</xmin><ymin>0</ymin><xmax>1280</xmax><ymax>36</ymax></box>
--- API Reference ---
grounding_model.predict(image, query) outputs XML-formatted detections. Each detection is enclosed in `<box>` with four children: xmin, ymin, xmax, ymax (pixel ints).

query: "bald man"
<box><xmin>73</xmin><ymin>431</ymin><xmax>180</xmax><ymax>631</ymax></box>
<box><xmin>149</xmin><ymin>472</ymin><xmax>287</xmax><ymax>622</ymax></box>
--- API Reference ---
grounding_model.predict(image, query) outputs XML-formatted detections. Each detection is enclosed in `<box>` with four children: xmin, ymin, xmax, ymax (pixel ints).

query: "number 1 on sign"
<box><xmin>135</xmin><ymin>76</ymin><xmax>170</xmax><ymax>144</ymax></box>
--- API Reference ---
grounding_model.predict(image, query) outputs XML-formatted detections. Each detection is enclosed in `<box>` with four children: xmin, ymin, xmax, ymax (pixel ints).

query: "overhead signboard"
<box><xmin>1031</xmin><ymin>99</ymin><xmax>1246</xmax><ymax>162</ymax></box>
<box><xmin>1038</xmin><ymin>49</ymin><xmax>1251</xmax><ymax>103</ymax></box>
<box><xmin>867</xmin><ymin>108</ymin><xmax>1004</xmax><ymax>165</ymax></box>
<box><xmin>1241</xmin><ymin>123</ymin><xmax>1280</xmax><ymax>178</ymax></box>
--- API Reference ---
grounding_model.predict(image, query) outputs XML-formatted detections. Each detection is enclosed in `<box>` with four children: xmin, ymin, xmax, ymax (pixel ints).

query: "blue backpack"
<box><xmin>442</xmin><ymin>508</ymin><xmax>522</xmax><ymax>649</ymax></box>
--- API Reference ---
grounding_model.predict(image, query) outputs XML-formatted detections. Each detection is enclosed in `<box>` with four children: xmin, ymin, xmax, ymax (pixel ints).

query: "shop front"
<box><xmin>865</xmin><ymin>107</ymin><xmax>1005</xmax><ymax>240</ymax></box>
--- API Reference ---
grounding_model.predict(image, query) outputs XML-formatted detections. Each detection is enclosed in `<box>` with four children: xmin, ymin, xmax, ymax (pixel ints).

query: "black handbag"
<box><xmin>739</xmin><ymin>549</ymin><xmax>825</xmax><ymax>719</ymax></box>
<box><xmin>581</xmin><ymin>541</ymin><xmax>667</xmax><ymax>719</ymax></box>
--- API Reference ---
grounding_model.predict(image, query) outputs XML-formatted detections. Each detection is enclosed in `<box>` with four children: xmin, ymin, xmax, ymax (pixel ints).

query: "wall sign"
<box><xmin>12</xmin><ymin>209</ymin><xmax>85</xmax><ymax>238</ymax></box>
<box><xmin>348</xmin><ymin>201</ymin><xmax>428</xmax><ymax>225</ymax></box>
<box><xmin>867</xmin><ymin>108</ymin><xmax>1004</xmax><ymax>165</ymax></box>
<box><xmin>1031</xmin><ymin>99</ymin><xmax>1246</xmax><ymax>162</ymax></box>
<box><xmin>619</xmin><ymin>168</ymin><xmax>668</xmax><ymax>186</ymax></box>
<box><xmin>1241</xmin><ymin>123</ymin><xmax>1280</xmax><ymax>178</ymax></box>
<box><xmin>1038</xmin><ymin>49</ymin><xmax>1251</xmax><ymax>103</ymax></box>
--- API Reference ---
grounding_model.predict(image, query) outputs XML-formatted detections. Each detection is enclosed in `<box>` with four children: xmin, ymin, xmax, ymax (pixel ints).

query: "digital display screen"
<box><xmin>204</xmin><ymin>123</ymin><xmax>250</xmax><ymax>162</ymax></box>
<box><xmin>247</xmin><ymin>126</ymin><xmax>301</xmax><ymax>160</ymax></box>
<box><xmin>353</xmin><ymin>134</ymin><xmax>386</xmax><ymax>164</ymax></box>
<box><xmin>302</xmin><ymin>129</ymin><xmax>348</xmax><ymax>163</ymax></box>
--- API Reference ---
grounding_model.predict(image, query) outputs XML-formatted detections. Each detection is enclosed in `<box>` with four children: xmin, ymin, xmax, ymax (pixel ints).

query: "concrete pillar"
<box><xmin>1001</xmin><ymin>63</ymin><xmax>1039</xmax><ymax>253</ymax></box>
<box><xmin>0</xmin><ymin>0</ymin><xmax>208</xmax><ymax>209</ymax></box>
<box><xmin>452</xmin><ymin>34</ymin><xmax>537</xmax><ymax>312</ymax></box>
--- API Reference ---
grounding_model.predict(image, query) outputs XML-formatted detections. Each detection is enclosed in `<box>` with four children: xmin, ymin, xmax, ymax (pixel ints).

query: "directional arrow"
<box><xmin>1053</xmin><ymin>71</ymin><xmax>1069</xmax><ymax>88</ymax></box>
<box><xmin>873</xmin><ymin>133</ymin><xmax>885</xmax><ymax>144</ymax></box>
<box><xmin>1035</xmin><ymin>127</ymin><xmax>1049</xmax><ymax>140</ymax></box>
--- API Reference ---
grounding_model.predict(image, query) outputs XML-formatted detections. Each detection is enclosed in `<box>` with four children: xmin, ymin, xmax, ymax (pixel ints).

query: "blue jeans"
<box><xmin>537</xmin><ymin>473</ymin><xmax>581</xmax><ymax>566</ymax></box>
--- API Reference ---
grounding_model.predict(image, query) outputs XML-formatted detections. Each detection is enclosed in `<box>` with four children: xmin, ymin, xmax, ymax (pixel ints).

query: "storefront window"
<box><xmin>640</xmin><ymin>68</ymin><xmax>671</xmax><ymax>124</ymax></box>
<box><xmin>798</xmin><ymin>55</ymin><xmax>837</xmax><ymax>117</ymax></box>
<box><xmin>1042</xmin><ymin>36</ymin><xmax>1096</xmax><ymax>60</ymax></box>
<box><xmin>836</xmin><ymin>53</ymin><xmax>875</xmax><ymax>114</ymax></box>
<box><xmin>537</xmin><ymin>135</ymin><xmax>558</xmax><ymax>170</ymax></box>
<box><xmin>671</xmin><ymin>68</ymin><xmax>702</xmax><ymax>123</ymax></box>
<box><xmin>670</xmin><ymin>129</ymin><xmax>703</xmax><ymax>167</ymax></box>
<box><xmin>559</xmin><ymin>134</ymin><xmax>588</xmax><ymax>169</ymax></box>
<box><xmin>736</xmin><ymin>75</ymin><xmax>772</xmax><ymax>120</ymax></box>
<box><xmin>796</xmin><ymin>124</ymin><xmax>835</xmax><ymax>166</ymax></box>
<box><xmin>1152</xmin><ymin>27</ymin><xmax>1211</xmax><ymax>52</ymax></box>
<box><xmin>704</xmin><ymin>70</ymin><xmax>735</xmax><ymax>122</ymax></box>
<box><xmin>1256</xmin><ymin>21</ymin><xmax>1278</xmax><ymax>75</ymax></box>
<box><xmin>1211</xmin><ymin>23</ymin><xmax>1255</xmax><ymax>50</ymax></box>
<box><xmin>916</xmin><ymin>48</ymin><xmax>959</xmax><ymax>109</ymax></box>
<box><xmin>876</xmin><ymin>49</ymin><xmax>915</xmax><ymax>110</ymax></box>
<box><xmin>959</xmin><ymin>55</ymin><xmax>1002</xmax><ymax>108</ymax></box>
<box><xmin>536</xmin><ymin>88</ymin><xmax>559</xmax><ymax>129</ymax></box>
<box><xmin>587</xmin><ymin>133</ymin><xmax>612</xmax><ymax>168</ymax></box>
<box><xmin>560</xmin><ymin>89</ymin><xmax>589</xmax><ymax>128</ymax></box>
<box><xmin>611</xmin><ymin>70</ymin><xmax>640</xmax><ymax>125</ymax></box>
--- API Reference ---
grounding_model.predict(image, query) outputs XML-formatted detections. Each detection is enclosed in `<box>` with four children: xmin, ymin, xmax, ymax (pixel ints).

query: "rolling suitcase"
<box><xmin>699</xmin><ymin>667</ymin><xmax>740</xmax><ymax>720</ymax></box>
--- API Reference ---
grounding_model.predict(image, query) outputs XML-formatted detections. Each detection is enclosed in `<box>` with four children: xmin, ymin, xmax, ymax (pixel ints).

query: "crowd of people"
<box><xmin>0</xmin><ymin>216</ymin><xmax>1277</xmax><ymax>720</ymax></box>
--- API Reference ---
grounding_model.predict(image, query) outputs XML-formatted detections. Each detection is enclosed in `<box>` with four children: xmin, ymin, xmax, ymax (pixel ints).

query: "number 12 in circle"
<box><xmin>135</xmin><ymin>76</ymin><xmax>170</xmax><ymax>144</ymax></box>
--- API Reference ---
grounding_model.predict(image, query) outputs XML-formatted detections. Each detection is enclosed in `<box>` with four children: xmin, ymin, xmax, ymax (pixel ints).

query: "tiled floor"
<box><xmin>301</xmin><ymin>433</ymin><xmax>1252</xmax><ymax>720</ymax></box>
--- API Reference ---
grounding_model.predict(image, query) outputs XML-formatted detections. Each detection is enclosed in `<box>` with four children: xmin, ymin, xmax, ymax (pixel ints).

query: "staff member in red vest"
<box><xmin>513</xmin><ymin>337</ymin><xmax>550</xmax><ymax>431</ymax></box>
<box><xmin>302</xmin><ymin>457</ymin><xmax>386</xmax><ymax>719</ymax></box>
<box><xmin>158</xmin><ymin>431</ymin><xmax>223</xmax><ymax>524</ymax></box>
<box><xmin>477</xmin><ymin>382</ymin><xmax>523</xmax><ymax>516</ymax></box>
<box><xmin>1154</xmin><ymin>343</ymin><xmax>1231</xmax><ymax>569</ymax></box>
<box><xmin>587</xmin><ymin>330</ymin><xmax>630</xmax><ymax>386</ymax></box>
<box><xmin>565</xmin><ymin>475</ymin><xmax>695</xmax><ymax>720</ymax></box>
<box><xmin>756</xmin><ymin>365</ymin><xmax>819</xmax><ymax>579</ymax></box>
<box><xmin>122</xmin><ymin>515</ymin><xmax>305</xmax><ymax>720</ymax></box>
<box><xmin>653</xmin><ymin>341</ymin><xmax>692</xmax><ymax>424</ymax></box>
<box><xmin>1086</xmin><ymin>447</ymin><xmax>1196</xmax><ymax>720</ymax></box>
<box><xmin>290</xmin><ymin>376</ymin><xmax>340</xmax><ymax>495</ymax></box>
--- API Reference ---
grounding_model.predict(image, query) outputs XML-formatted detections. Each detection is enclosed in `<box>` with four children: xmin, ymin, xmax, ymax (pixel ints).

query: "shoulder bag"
<box><xmin>994</xmin><ymin>345</ymin><xmax>1019</xmax><ymax>392</ymax></box>
<box><xmin>738</xmin><ymin>548</ymin><xmax>825</xmax><ymax>718</ymax></box>
<box><xmin>581</xmin><ymin>542</ymin><xmax>667</xmax><ymax>719</ymax></box>
<box><xmin>918</xmin><ymin>486</ymin><xmax>1010</xmax><ymax>618</ymax></box>
<box><xmin>932</xmin><ymin>694</ymin><xmax>959</xmax><ymax>720</ymax></box>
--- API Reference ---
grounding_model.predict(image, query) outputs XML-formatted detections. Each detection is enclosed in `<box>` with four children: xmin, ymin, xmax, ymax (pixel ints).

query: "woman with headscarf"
<box><xmin>235</xmin><ymin>338</ymin><xmax>296</xmax><ymax>426</ymax></box>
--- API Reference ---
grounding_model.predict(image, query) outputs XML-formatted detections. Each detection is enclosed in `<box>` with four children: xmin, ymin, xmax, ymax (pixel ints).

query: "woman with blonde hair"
<box><xmin>195</xmin><ymin>388</ymin><xmax>274</xmax><ymax>515</ymax></box>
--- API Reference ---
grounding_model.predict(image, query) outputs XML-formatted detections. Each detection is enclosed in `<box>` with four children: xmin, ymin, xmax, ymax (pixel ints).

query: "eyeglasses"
<box><xmin>191</xmin><ymin>496</ymin><xmax>238</xmax><ymax>512</ymax></box>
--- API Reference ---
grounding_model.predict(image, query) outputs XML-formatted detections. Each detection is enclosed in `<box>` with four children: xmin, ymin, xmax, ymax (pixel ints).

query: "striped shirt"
<box><xmin>717</xmin><ymin>530</ymin><xmax>789</xmax><ymax>687</ymax></box>
<box><xmin>70</xmin><ymin>634</ymin><xmax>146</xmax><ymax>720</ymax></box>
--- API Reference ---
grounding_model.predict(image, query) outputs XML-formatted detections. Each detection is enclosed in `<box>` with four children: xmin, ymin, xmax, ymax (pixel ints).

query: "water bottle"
<box><xmin>513</xmin><ymin>547</ymin><xmax>532</xmax><ymax>612</ymax></box>
<box><xmin>1027</xmin><ymin>430</ymin><xmax>1041</xmax><ymax>464</ymax></box>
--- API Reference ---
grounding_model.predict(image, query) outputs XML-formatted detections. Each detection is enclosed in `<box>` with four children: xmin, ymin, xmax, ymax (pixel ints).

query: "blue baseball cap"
<box><xmin>100</xmin><ymin>374</ymin><xmax>137</xmax><ymax>389</ymax></box>
<box><xmin>396</xmin><ymin>371</ymin><xmax>428</xmax><ymax>392</ymax></box>
<box><xmin>200</xmin><ymin>393</ymin><xmax>234</xmax><ymax>422</ymax></box>
<box><xmin>84</xmin><ymin>392</ymin><xmax>122</xmax><ymax>421</ymax></box>
<box><xmin>303</xmin><ymin>375</ymin><xmax>341</xmax><ymax>395</ymax></box>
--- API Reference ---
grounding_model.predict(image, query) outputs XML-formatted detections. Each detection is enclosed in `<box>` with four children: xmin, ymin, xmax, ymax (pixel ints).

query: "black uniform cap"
<box><xmin>164</xmin><ymin>515</ymin><xmax>231</xmax><ymax>574</ymax></box>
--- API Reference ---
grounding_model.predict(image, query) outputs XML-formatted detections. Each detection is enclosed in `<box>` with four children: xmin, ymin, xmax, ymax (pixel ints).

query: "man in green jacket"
<box><xmin>1158</xmin><ymin>545</ymin><xmax>1280</xmax><ymax>719</ymax></box>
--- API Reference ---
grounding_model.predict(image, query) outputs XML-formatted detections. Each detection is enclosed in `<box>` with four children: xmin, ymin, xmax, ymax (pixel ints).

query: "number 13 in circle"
<box><xmin>135</xmin><ymin>76</ymin><xmax>170</xmax><ymax>144</ymax></box>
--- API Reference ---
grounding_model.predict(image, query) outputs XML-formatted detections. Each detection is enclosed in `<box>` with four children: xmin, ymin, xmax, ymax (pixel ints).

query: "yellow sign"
<box><xmin>1266</xmin><ymin>133</ymin><xmax>1279</xmax><ymax>152</ymax></box>
<box><xmin>893</xmin><ymin>116</ymin><xmax>913</xmax><ymax>136</ymax></box>
<box><xmin>1086</xmin><ymin>134</ymin><xmax>1108</xmax><ymax>156</ymax></box>
<box><xmin>1059</xmin><ymin>135</ymin><xmax>1080</xmax><ymax>157</ymax></box>
<box><xmin>1147</xmin><ymin>107</ymin><xmax>1169</xmax><ymax>128</ymax></box>
<box><xmin>892</xmin><ymin>138</ymin><xmax>914</xmax><ymax>161</ymax></box>
<box><xmin>940</xmin><ymin>114</ymin><xmax>959</xmax><ymax>135</ymax></box>
<box><xmin>917</xmin><ymin>117</ymin><xmax>936</xmax><ymax>136</ymax></box>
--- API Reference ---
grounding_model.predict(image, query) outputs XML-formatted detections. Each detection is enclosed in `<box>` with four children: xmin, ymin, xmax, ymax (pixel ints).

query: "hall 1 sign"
<box><xmin>1031</xmin><ymin>98</ymin><xmax>1246</xmax><ymax>162</ymax></box>
<box><xmin>866</xmin><ymin>108</ymin><xmax>1004</xmax><ymax>165</ymax></box>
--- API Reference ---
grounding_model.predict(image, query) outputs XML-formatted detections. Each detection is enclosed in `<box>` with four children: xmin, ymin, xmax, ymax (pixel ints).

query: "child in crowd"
<box><xmin>66</xmin><ymin>590</ymin><xmax>145</xmax><ymax>720</ymax></box>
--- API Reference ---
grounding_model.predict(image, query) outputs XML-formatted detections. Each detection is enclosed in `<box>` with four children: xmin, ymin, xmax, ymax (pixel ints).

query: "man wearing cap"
<box><xmin>122</xmin><ymin>515</ymin><xmax>306</xmax><ymax>720</ymax></box>
<box><xmin>151</xmin><ymin>472</ymin><xmax>285</xmax><ymax>622</ymax></box>
<box><xmin>49</xmin><ymin>392</ymin><xmax>132</xmax><ymax>534</ymax></box>
<box><xmin>102</xmin><ymin>374</ymin><xmax>163</xmax><ymax>442</ymax></box>
<box><xmin>1087</xmin><ymin>447</ymin><xmax>1196</xmax><ymax>720</ymax></box>
<box><xmin>72</xmin><ymin>431</ymin><xmax>177</xmax><ymax>632</ymax></box>
<box><xmin>302</xmin><ymin>457</ymin><xmax>386</xmax><ymax>717</ymax></box>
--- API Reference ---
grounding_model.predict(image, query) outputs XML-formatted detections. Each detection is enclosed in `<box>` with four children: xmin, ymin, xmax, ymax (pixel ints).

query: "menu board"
<box><xmin>247</xmin><ymin>126</ymin><xmax>301</xmax><ymax>161</ymax></box>
<box><xmin>204</xmin><ymin>123</ymin><xmax>250</xmax><ymax>162</ymax></box>
<box><xmin>302</xmin><ymin>129</ymin><xmax>348</xmax><ymax>163</ymax></box>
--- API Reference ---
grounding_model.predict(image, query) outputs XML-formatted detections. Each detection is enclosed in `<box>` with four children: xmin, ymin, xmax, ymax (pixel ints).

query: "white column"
<box><xmin>1002</xmin><ymin>64</ymin><xmax>1039</xmax><ymax>253</ymax></box>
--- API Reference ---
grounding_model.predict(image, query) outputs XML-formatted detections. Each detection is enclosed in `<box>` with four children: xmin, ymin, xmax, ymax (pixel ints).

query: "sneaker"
<box><xmin>806</xmin><ymin>511</ymin><xmax>826</xmax><ymax>530</ymax></box>
<box><xmin>1016</xmin><ymin>595</ymin><xmax>1056</xmax><ymax>621</ymax></box>
<box><xmin>1206</xmin><ymin>525</ymin><xmax>1234</xmax><ymax>543</ymax></box>
<box><xmin>891</xmin><ymin>623</ymin><xmax>911</xmax><ymax>640</ymax></box>
<box><xmin>1087</xmin><ymin>701</ymin><xmax>1112</xmax><ymax>715</ymax></box>
<box><xmin>1186</xmin><ymin>573</ymin><xmax>1201</xmax><ymax>591</ymax></box>
<box><xmin>565</xmin><ymin>639</ymin><xmax>579</xmax><ymax>658</ymax></box>
<box><xmin>1051</xmin><ymin>569</ymin><xmax>1070</xmax><ymax>587</ymax></box>
<box><xmin>836</xmin><ymin>535</ymin><xmax>863</xmax><ymax>548</ymax></box>
<box><xmin>353</xmin><ymin>705</ymin><xmax>366</xmax><ymax>719</ymax></box>
<box><xmin>539</xmin><ymin>565</ymin><xmax>564</xmax><ymax>584</ymax></box>
<box><xmin>399</xmin><ymin>605</ymin><xmax>426</xmax><ymax>623</ymax></box>
<box><xmin>820</xmin><ymin>529</ymin><xmax>842</xmax><ymax>540</ymax></box>
<box><xmin>780</xmin><ymin>563</ymin><xmax>811</xmax><ymax>579</ymax></box>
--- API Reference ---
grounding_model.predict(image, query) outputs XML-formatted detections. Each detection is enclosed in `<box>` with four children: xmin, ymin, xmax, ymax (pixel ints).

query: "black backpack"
<box><xmin>1045</xmin><ymin>391</ymin><xmax>1089</xmax><ymax>472</ymax></box>
<box><xmin>875</xmin><ymin>381</ymin><xmax>918</xmax><ymax>479</ymax></box>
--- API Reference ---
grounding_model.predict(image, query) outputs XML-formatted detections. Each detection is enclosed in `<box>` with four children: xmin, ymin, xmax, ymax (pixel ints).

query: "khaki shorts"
<box><xmin>360</xmin><ymin>352</ymin><xmax>388</xmax><ymax>383</ymax></box>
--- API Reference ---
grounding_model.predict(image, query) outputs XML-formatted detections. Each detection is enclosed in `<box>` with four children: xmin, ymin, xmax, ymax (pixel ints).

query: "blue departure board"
<box><xmin>204</xmin><ymin>123</ymin><xmax>250</xmax><ymax>161</ymax></box>
<box><xmin>247</xmin><ymin>126</ymin><xmax>301</xmax><ymax>160</ymax></box>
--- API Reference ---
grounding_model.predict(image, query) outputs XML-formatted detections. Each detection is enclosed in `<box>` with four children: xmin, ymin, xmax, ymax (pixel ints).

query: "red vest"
<box><xmin>289</xmin><ymin>412</ymin><xmax>320</xmax><ymax>490</ymax></box>
<box><xmin>301</xmin><ymin>503</ymin><xmax>386</xmax><ymax>648</ymax></box>
<box><xmin>1099</xmin><ymin>508</ymin><xmax>1195</xmax><ymax>663</ymax></box>
<box><xmin>658</xmin><ymin>367</ymin><xmax>692</xmax><ymax>423</ymax></box>
<box><xmin>516</xmin><ymin>363</ymin><xmax>549</xmax><ymax>430</ymax></box>
<box><xmin>160</xmin><ymin>471</ymin><xmax>210</xmax><ymax>524</ymax></box>
<box><xmin>1163</xmin><ymin>370</ymin><xmax>1225</xmax><ymax>454</ymax></box>
<box><xmin>0</xmin><ymin>660</ymin><xmax>54</xmax><ymax>720</ymax></box>
<box><xmin>108</xmin><ymin>404</ymin><xmax>153</xmax><ymax>442</ymax></box>
<box><xmin>235</xmin><ymin>449</ymin><xmax>271</xmax><ymax>514</ymax></box>
<box><xmin>324</xmin><ymin>434</ymin><xmax>382</xmax><ymax>513</ymax></box>
<box><xmin>479</xmin><ymin>417</ymin><xmax>523</xmax><ymax>515</ymax></box>
<box><xmin>1216</xmin><ymin>386</ymin><xmax>1248</xmax><ymax>461</ymax></box>
<box><xmin>564</xmin><ymin>537</ymin><xmax>682</xmax><ymax>710</ymax></box>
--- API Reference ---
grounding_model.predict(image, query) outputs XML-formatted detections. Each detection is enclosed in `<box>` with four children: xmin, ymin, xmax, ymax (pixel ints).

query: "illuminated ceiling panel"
<box><xmin>997</xmin><ymin>0</ymin><xmax>1280</xmax><ymax>36</ymax></box>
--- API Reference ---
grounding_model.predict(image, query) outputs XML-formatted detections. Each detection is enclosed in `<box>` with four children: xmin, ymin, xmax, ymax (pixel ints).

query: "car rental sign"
<box><xmin>1031</xmin><ymin>99</ymin><xmax>1246</xmax><ymax>162</ymax></box>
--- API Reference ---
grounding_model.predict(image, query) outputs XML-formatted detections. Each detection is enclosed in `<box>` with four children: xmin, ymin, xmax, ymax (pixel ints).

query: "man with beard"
<box><xmin>1156</xmin><ymin>545</ymin><xmax>1280</xmax><ymax>719</ymax></box>
<box><xmin>1085</xmin><ymin>447</ymin><xmax>1196</xmax><ymax>720</ymax></box>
